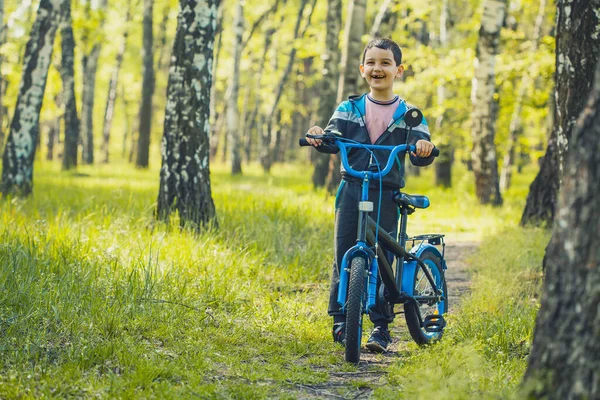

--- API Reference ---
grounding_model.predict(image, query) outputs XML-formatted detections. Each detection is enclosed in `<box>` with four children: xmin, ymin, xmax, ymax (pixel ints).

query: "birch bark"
<box><xmin>100</xmin><ymin>2</ymin><xmax>132</xmax><ymax>164</ymax></box>
<box><xmin>470</xmin><ymin>0</ymin><xmax>506</xmax><ymax>205</ymax></box>
<box><xmin>521</xmin><ymin>0</ymin><xmax>600</xmax><ymax>225</ymax></box>
<box><xmin>522</xmin><ymin>61</ymin><xmax>600</xmax><ymax>400</ymax></box>
<box><xmin>136</xmin><ymin>0</ymin><xmax>155</xmax><ymax>168</ymax></box>
<box><xmin>1</xmin><ymin>0</ymin><xmax>66</xmax><ymax>196</ymax></box>
<box><xmin>327</xmin><ymin>0</ymin><xmax>367</xmax><ymax>192</ymax></box>
<box><xmin>80</xmin><ymin>0</ymin><xmax>107</xmax><ymax>165</ymax></box>
<box><xmin>312</xmin><ymin>0</ymin><xmax>341</xmax><ymax>188</ymax></box>
<box><xmin>60</xmin><ymin>0</ymin><xmax>79</xmax><ymax>170</ymax></box>
<box><xmin>499</xmin><ymin>0</ymin><xmax>546</xmax><ymax>191</ymax></box>
<box><xmin>157</xmin><ymin>0</ymin><xmax>219</xmax><ymax>229</ymax></box>
<box><xmin>227</xmin><ymin>0</ymin><xmax>243</xmax><ymax>175</ymax></box>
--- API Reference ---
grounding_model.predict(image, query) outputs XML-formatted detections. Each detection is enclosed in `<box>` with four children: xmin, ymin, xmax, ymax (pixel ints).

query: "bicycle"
<box><xmin>299</xmin><ymin>108</ymin><xmax>448</xmax><ymax>363</ymax></box>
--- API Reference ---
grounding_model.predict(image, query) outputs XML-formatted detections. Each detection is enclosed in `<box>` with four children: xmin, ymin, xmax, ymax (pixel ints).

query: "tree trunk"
<box><xmin>261</xmin><ymin>0</ymin><xmax>312</xmax><ymax>173</ymax></box>
<box><xmin>470</xmin><ymin>0</ymin><xmax>506</xmax><ymax>205</ymax></box>
<box><xmin>1</xmin><ymin>0</ymin><xmax>66</xmax><ymax>196</ymax></box>
<box><xmin>157</xmin><ymin>0</ymin><xmax>219</xmax><ymax>230</ymax></box>
<box><xmin>122</xmin><ymin>87</ymin><xmax>131</xmax><ymax>159</ymax></box>
<box><xmin>326</xmin><ymin>0</ymin><xmax>367</xmax><ymax>192</ymax></box>
<box><xmin>227</xmin><ymin>0</ymin><xmax>244</xmax><ymax>175</ymax></box>
<box><xmin>521</xmin><ymin>0</ymin><xmax>600</xmax><ymax>226</ymax></box>
<box><xmin>337</xmin><ymin>0</ymin><xmax>367</xmax><ymax>103</ymax></box>
<box><xmin>155</xmin><ymin>3</ymin><xmax>170</xmax><ymax>72</ymax></box>
<box><xmin>0</xmin><ymin>0</ymin><xmax>4</xmax><ymax>153</ymax></box>
<box><xmin>60</xmin><ymin>0</ymin><xmax>79</xmax><ymax>171</ymax></box>
<box><xmin>500</xmin><ymin>0</ymin><xmax>546</xmax><ymax>191</ymax></box>
<box><xmin>136</xmin><ymin>0</ymin><xmax>155</xmax><ymax>168</ymax></box>
<box><xmin>101</xmin><ymin>2</ymin><xmax>131</xmax><ymax>164</ymax></box>
<box><xmin>208</xmin><ymin>1</ymin><xmax>224</xmax><ymax>161</ymax></box>
<box><xmin>312</xmin><ymin>0</ymin><xmax>341</xmax><ymax>188</ymax></box>
<box><xmin>434</xmin><ymin>0</ymin><xmax>453</xmax><ymax>188</ymax></box>
<box><xmin>522</xmin><ymin>61</ymin><xmax>600</xmax><ymax>400</ymax></box>
<box><xmin>370</xmin><ymin>0</ymin><xmax>397</xmax><ymax>38</ymax></box>
<box><xmin>80</xmin><ymin>0</ymin><xmax>107</xmax><ymax>165</ymax></box>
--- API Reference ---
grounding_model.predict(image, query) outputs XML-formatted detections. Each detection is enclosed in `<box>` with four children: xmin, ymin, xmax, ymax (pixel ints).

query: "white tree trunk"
<box><xmin>337</xmin><ymin>0</ymin><xmax>367</xmax><ymax>102</ymax></box>
<box><xmin>499</xmin><ymin>0</ymin><xmax>546</xmax><ymax>191</ymax></box>
<box><xmin>1</xmin><ymin>0</ymin><xmax>66</xmax><ymax>196</ymax></box>
<box><xmin>227</xmin><ymin>0</ymin><xmax>243</xmax><ymax>175</ymax></box>
<box><xmin>470</xmin><ymin>0</ymin><xmax>506</xmax><ymax>205</ymax></box>
<box><xmin>157</xmin><ymin>0</ymin><xmax>219</xmax><ymax>229</ymax></box>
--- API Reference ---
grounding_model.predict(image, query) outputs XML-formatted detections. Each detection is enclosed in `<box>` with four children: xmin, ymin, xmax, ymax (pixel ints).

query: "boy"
<box><xmin>305</xmin><ymin>38</ymin><xmax>435</xmax><ymax>353</ymax></box>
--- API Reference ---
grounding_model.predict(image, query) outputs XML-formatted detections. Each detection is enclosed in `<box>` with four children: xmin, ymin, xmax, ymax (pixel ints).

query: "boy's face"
<box><xmin>359</xmin><ymin>47</ymin><xmax>404</xmax><ymax>93</ymax></box>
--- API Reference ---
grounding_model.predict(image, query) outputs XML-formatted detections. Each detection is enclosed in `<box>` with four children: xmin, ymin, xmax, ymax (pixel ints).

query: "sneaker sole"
<box><xmin>365</xmin><ymin>341</ymin><xmax>388</xmax><ymax>353</ymax></box>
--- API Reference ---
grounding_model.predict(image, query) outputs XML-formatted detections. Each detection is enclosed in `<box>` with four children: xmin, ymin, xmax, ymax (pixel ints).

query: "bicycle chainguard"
<box><xmin>423</xmin><ymin>314</ymin><xmax>446</xmax><ymax>333</ymax></box>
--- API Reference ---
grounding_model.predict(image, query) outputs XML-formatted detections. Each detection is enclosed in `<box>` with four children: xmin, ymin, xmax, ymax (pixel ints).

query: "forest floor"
<box><xmin>287</xmin><ymin>241</ymin><xmax>478</xmax><ymax>399</ymax></box>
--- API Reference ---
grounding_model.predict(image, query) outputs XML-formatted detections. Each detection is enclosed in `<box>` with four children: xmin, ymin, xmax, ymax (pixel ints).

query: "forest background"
<box><xmin>1</xmin><ymin>0</ymin><xmax>598</xmax><ymax>398</ymax></box>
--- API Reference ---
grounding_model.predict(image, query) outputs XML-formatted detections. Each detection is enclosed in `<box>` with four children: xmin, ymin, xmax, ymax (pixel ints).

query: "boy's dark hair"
<box><xmin>361</xmin><ymin>38</ymin><xmax>402</xmax><ymax>65</ymax></box>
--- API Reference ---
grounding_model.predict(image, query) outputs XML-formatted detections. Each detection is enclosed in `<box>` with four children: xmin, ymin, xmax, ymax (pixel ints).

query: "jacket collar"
<box><xmin>349</xmin><ymin>93</ymin><xmax>407</xmax><ymax>121</ymax></box>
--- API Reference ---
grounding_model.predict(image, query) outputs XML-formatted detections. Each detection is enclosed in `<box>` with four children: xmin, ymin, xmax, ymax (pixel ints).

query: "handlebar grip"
<box><xmin>299</xmin><ymin>138</ymin><xmax>311</xmax><ymax>146</ymax></box>
<box><xmin>432</xmin><ymin>147</ymin><xmax>440</xmax><ymax>157</ymax></box>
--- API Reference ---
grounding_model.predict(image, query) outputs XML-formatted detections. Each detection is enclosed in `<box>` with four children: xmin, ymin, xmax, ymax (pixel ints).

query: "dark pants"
<box><xmin>328</xmin><ymin>179</ymin><xmax>398</xmax><ymax>325</ymax></box>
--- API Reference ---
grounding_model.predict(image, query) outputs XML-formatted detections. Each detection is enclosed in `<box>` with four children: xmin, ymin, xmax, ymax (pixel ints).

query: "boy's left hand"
<box><xmin>413</xmin><ymin>140</ymin><xmax>434</xmax><ymax>157</ymax></box>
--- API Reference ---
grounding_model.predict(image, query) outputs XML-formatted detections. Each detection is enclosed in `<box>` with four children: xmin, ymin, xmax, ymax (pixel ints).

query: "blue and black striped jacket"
<box><xmin>325</xmin><ymin>93</ymin><xmax>434</xmax><ymax>189</ymax></box>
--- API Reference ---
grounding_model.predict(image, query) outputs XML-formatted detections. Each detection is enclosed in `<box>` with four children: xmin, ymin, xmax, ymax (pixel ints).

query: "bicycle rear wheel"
<box><xmin>404</xmin><ymin>248</ymin><xmax>448</xmax><ymax>345</ymax></box>
<box><xmin>345</xmin><ymin>256</ymin><xmax>366</xmax><ymax>363</ymax></box>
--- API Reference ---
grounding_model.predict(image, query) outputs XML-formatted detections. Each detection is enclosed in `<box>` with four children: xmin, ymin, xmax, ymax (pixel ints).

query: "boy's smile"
<box><xmin>360</xmin><ymin>47</ymin><xmax>404</xmax><ymax>100</ymax></box>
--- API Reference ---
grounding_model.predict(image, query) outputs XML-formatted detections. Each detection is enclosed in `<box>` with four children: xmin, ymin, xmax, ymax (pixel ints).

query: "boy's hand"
<box><xmin>306</xmin><ymin>126</ymin><xmax>325</xmax><ymax>147</ymax></box>
<box><xmin>413</xmin><ymin>140</ymin><xmax>434</xmax><ymax>157</ymax></box>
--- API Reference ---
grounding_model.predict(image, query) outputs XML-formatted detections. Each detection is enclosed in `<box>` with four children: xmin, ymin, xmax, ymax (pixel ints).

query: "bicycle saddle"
<box><xmin>393</xmin><ymin>193</ymin><xmax>430</xmax><ymax>209</ymax></box>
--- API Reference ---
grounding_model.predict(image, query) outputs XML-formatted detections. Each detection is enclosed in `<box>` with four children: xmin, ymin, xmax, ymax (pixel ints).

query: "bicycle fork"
<box><xmin>337</xmin><ymin>173</ymin><xmax>380</xmax><ymax>314</ymax></box>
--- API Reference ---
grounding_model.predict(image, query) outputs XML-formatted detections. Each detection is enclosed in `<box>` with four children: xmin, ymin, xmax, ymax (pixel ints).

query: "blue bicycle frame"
<box><xmin>334</xmin><ymin>141</ymin><xmax>415</xmax><ymax>313</ymax></box>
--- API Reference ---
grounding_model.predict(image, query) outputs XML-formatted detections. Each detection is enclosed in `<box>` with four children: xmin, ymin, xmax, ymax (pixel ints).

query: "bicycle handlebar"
<box><xmin>299</xmin><ymin>135</ymin><xmax>439</xmax><ymax>180</ymax></box>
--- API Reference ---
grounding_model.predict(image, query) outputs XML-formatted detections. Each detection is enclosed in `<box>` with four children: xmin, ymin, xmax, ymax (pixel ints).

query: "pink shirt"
<box><xmin>365</xmin><ymin>95</ymin><xmax>400</xmax><ymax>144</ymax></box>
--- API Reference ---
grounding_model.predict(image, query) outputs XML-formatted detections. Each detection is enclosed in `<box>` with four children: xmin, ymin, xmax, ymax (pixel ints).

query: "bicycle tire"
<box><xmin>404</xmin><ymin>249</ymin><xmax>448</xmax><ymax>345</ymax></box>
<box><xmin>345</xmin><ymin>256</ymin><xmax>366</xmax><ymax>363</ymax></box>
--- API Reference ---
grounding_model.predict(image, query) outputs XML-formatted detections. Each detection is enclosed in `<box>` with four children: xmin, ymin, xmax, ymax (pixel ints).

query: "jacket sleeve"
<box><xmin>324</xmin><ymin>101</ymin><xmax>349</xmax><ymax>137</ymax></box>
<box><xmin>407</xmin><ymin>115</ymin><xmax>435</xmax><ymax>167</ymax></box>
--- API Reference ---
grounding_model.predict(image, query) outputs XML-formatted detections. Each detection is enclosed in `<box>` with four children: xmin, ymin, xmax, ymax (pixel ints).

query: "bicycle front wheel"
<box><xmin>404</xmin><ymin>248</ymin><xmax>448</xmax><ymax>345</ymax></box>
<box><xmin>345</xmin><ymin>256</ymin><xmax>366</xmax><ymax>363</ymax></box>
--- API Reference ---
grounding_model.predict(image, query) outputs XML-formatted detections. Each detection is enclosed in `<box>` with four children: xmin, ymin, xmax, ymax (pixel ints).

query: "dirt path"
<box><xmin>291</xmin><ymin>241</ymin><xmax>479</xmax><ymax>399</ymax></box>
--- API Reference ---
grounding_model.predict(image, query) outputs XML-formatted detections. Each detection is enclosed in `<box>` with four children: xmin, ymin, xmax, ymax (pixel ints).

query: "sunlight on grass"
<box><xmin>0</xmin><ymin>159</ymin><xmax>545</xmax><ymax>397</ymax></box>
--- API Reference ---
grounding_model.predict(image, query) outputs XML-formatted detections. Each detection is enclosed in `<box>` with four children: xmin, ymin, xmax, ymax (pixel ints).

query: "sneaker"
<box><xmin>366</xmin><ymin>327</ymin><xmax>391</xmax><ymax>353</ymax></box>
<box><xmin>332</xmin><ymin>322</ymin><xmax>346</xmax><ymax>346</ymax></box>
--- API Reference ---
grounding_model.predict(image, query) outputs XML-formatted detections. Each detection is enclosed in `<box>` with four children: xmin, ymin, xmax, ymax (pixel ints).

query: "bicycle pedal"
<box><xmin>423</xmin><ymin>314</ymin><xmax>446</xmax><ymax>333</ymax></box>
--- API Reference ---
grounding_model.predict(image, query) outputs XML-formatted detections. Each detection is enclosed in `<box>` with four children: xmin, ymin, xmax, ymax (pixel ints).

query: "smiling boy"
<box><xmin>305</xmin><ymin>38</ymin><xmax>435</xmax><ymax>353</ymax></box>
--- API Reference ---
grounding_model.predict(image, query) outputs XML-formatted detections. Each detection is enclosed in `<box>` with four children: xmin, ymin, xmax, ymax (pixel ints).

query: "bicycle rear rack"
<box><xmin>409</xmin><ymin>234</ymin><xmax>446</xmax><ymax>263</ymax></box>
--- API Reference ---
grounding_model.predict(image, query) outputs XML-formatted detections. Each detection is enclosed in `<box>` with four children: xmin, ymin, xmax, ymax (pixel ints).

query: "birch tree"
<box><xmin>60</xmin><ymin>0</ymin><xmax>79</xmax><ymax>171</ymax></box>
<box><xmin>260</xmin><ymin>0</ymin><xmax>313</xmax><ymax>173</ymax></box>
<box><xmin>311</xmin><ymin>0</ymin><xmax>342</xmax><ymax>188</ymax></box>
<box><xmin>100</xmin><ymin>2</ymin><xmax>132</xmax><ymax>164</ymax></box>
<box><xmin>80</xmin><ymin>0</ymin><xmax>107</xmax><ymax>165</ymax></box>
<box><xmin>434</xmin><ymin>0</ymin><xmax>453</xmax><ymax>188</ymax></box>
<box><xmin>227</xmin><ymin>0</ymin><xmax>243</xmax><ymax>175</ymax></box>
<box><xmin>499</xmin><ymin>0</ymin><xmax>546</xmax><ymax>191</ymax></box>
<box><xmin>0</xmin><ymin>0</ymin><xmax>4</xmax><ymax>152</ymax></box>
<box><xmin>521</xmin><ymin>0</ymin><xmax>600</xmax><ymax>225</ymax></box>
<box><xmin>370</xmin><ymin>0</ymin><xmax>397</xmax><ymax>39</ymax></box>
<box><xmin>470</xmin><ymin>0</ymin><xmax>506</xmax><ymax>205</ymax></box>
<box><xmin>326</xmin><ymin>0</ymin><xmax>367</xmax><ymax>192</ymax></box>
<box><xmin>522</xmin><ymin>61</ymin><xmax>600</xmax><ymax>400</ymax></box>
<box><xmin>1</xmin><ymin>0</ymin><xmax>66</xmax><ymax>196</ymax></box>
<box><xmin>136</xmin><ymin>0</ymin><xmax>155</xmax><ymax>168</ymax></box>
<box><xmin>157</xmin><ymin>0</ymin><xmax>219</xmax><ymax>229</ymax></box>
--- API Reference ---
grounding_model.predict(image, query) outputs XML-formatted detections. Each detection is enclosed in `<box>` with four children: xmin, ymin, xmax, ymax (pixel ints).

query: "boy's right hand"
<box><xmin>305</xmin><ymin>126</ymin><xmax>325</xmax><ymax>147</ymax></box>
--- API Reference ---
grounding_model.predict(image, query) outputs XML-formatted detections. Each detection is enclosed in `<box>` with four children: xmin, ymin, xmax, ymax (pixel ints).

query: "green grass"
<box><xmin>0</xmin><ymin>159</ymin><xmax>547</xmax><ymax>398</ymax></box>
<box><xmin>375</xmin><ymin>227</ymin><xmax>548</xmax><ymax>399</ymax></box>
